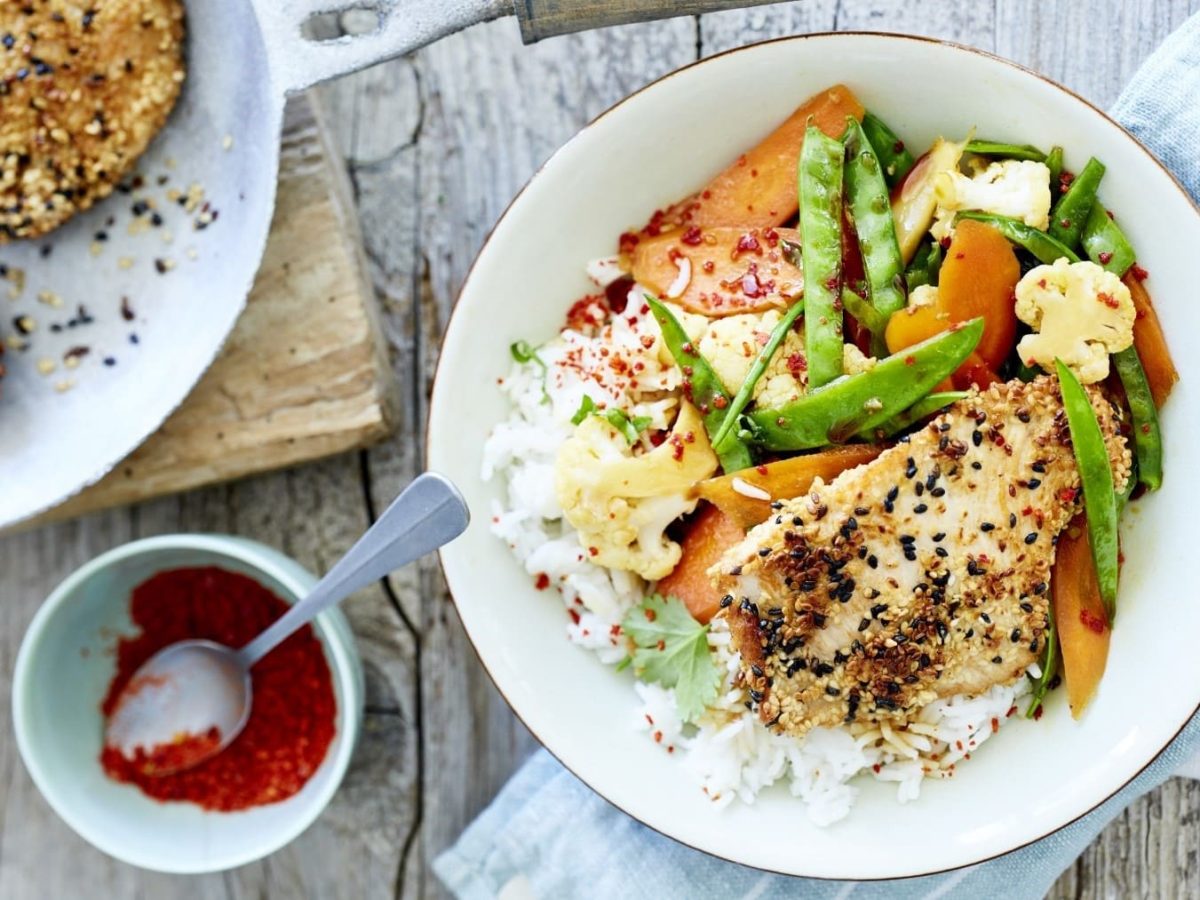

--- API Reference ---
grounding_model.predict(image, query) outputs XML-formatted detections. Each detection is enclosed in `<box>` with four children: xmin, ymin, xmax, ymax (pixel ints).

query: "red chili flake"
<box><xmin>735</xmin><ymin>232</ymin><xmax>761</xmax><ymax>255</ymax></box>
<box><xmin>1130</xmin><ymin>263</ymin><xmax>1149</xmax><ymax>281</ymax></box>
<box><xmin>588</xmin><ymin>546</ymin><xmax>600</xmax><ymax>557</ymax></box>
<box><xmin>712</xmin><ymin>395</ymin><xmax>729</xmax><ymax>409</ymax></box>
<box><xmin>534</xmin><ymin>573</ymin><xmax>551</xmax><ymax>590</ymax></box>
<box><xmin>756</xmin><ymin>464</ymin><xmax>769</xmax><ymax>476</ymax></box>
<box><xmin>1079</xmin><ymin>608</ymin><xmax>1107</xmax><ymax>635</ymax></box>
<box><xmin>824</xmin><ymin>275</ymin><xmax>839</xmax><ymax>292</ymax></box>
<box><xmin>1140</xmin><ymin>423</ymin><xmax>1151</xmax><ymax>435</ymax></box>
<box><xmin>762</xmin><ymin>228</ymin><xmax>780</xmax><ymax>247</ymax></box>
<box><xmin>669</xmin><ymin>434</ymin><xmax>685</xmax><ymax>461</ymax></box>
<box><xmin>1097</xmin><ymin>292</ymin><xmax>1120</xmax><ymax>309</ymax></box>
<box><xmin>644</xmin><ymin>608</ymin><xmax>657</xmax><ymax>622</ymax></box>
<box><xmin>1058</xmin><ymin>487</ymin><xmax>1078</xmax><ymax>502</ymax></box>
<box><xmin>736</xmin><ymin>154</ymin><xmax>748</xmax><ymax>168</ymax></box>
<box><xmin>939</xmin><ymin>236</ymin><xmax>952</xmax><ymax>250</ymax></box>
<box><xmin>786</xmin><ymin>352</ymin><xmax>806</xmax><ymax>375</ymax></box>
<box><xmin>703</xmin><ymin>260</ymin><xmax>715</xmax><ymax>274</ymax></box>
<box><xmin>1034</xmin><ymin>705</ymin><xmax>1044</xmax><ymax>720</ymax></box>
<box><xmin>681</xmin><ymin>226</ymin><xmax>703</xmax><ymax>246</ymax></box>
<box><xmin>1038</xmin><ymin>278</ymin><xmax>1047</xmax><ymax>289</ymax></box>
<box><xmin>750</xmin><ymin>168</ymin><xmax>758</xmax><ymax>177</ymax></box>
<box><xmin>872</xmin><ymin>763</ymin><xmax>882</xmax><ymax>773</ymax></box>
<box><xmin>642</xmin><ymin>209</ymin><xmax>667</xmax><ymax>237</ymax></box>
<box><xmin>618</xmin><ymin>231</ymin><xmax>640</xmax><ymax>254</ymax></box>
<box><xmin>954</xmin><ymin>252</ymin><xmax>965</xmax><ymax>260</ymax></box>
<box><xmin>1098</xmin><ymin>251</ymin><xmax>1113</xmax><ymax>265</ymax></box>
<box><xmin>1007</xmin><ymin>705</ymin><xmax>1017</xmax><ymax>718</ymax></box>
<box><xmin>684</xmin><ymin>431</ymin><xmax>695</xmax><ymax>443</ymax></box>
<box><xmin>1059</xmin><ymin>218</ymin><xmax>1071</xmax><ymax>229</ymax></box>
<box><xmin>701</xmin><ymin>190</ymin><xmax>712</xmax><ymax>200</ymax></box>
<box><xmin>568</xmin><ymin>609</ymin><xmax>581</xmax><ymax>624</ymax></box>
<box><xmin>649</xmin><ymin>431</ymin><xmax>666</xmax><ymax>446</ymax></box>
<box><xmin>610</xmin><ymin>624</ymin><xmax>621</xmax><ymax>636</ymax></box>
<box><xmin>565</xmin><ymin>295</ymin><xmax>607</xmax><ymax>332</ymax></box>
<box><xmin>904</xmin><ymin>355</ymin><xmax>916</xmax><ymax>366</ymax></box>
<box><xmin>99</xmin><ymin>567</ymin><xmax>336</xmax><ymax>811</ymax></box>
<box><xmin>990</xmin><ymin>717</ymin><xmax>1000</xmax><ymax>734</ymax></box>
<box><xmin>605</xmin><ymin>276</ymin><xmax>633</xmax><ymax>312</ymax></box>
<box><xmin>653</xmin><ymin>730</ymin><xmax>664</xmax><ymax>742</ymax></box>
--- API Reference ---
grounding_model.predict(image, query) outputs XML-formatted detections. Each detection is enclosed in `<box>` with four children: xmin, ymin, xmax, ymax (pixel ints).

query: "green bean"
<box><xmin>964</xmin><ymin>139</ymin><xmax>1046</xmax><ymax>162</ymax></box>
<box><xmin>1079</xmin><ymin>205</ymin><xmax>1162</xmax><ymax>491</ymax></box>
<box><xmin>955</xmin><ymin>211</ymin><xmax>1080</xmax><ymax>264</ymax></box>
<box><xmin>1045</xmin><ymin>146</ymin><xmax>1064</xmax><ymax>198</ymax></box>
<box><xmin>1080</xmin><ymin>201</ymin><xmax>1136</xmax><ymax>277</ymax></box>
<box><xmin>1025</xmin><ymin>616</ymin><xmax>1058</xmax><ymax>718</ymax></box>
<box><xmin>860</xmin><ymin>112</ymin><xmax>915</xmax><ymax>188</ymax></box>
<box><xmin>1048</xmin><ymin>157</ymin><xmax>1105</xmax><ymax>249</ymax></box>
<box><xmin>744</xmin><ymin>318</ymin><xmax>983</xmax><ymax>451</ymax></box>
<box><xmin>875</xmin><ymin>391</ymin><xmax>968</xmax><ymax>439</ymax></box>
<box><xmin>711</xmin><ymin>300</ymin><xmax>804</xmax><ymax>448</ymax></box>
<box><xmin>1112</xmin><ymin>347</ymin><xmax>1163</xmax><ymax>491</ymax></box>
<box><xmin>841</xmin><ymin>288</ymin><xmax>887</xmax><ymax>339</ymax></box>
<box><xmin>904</xmin><ymin>238</ymin><xmax>943</xmax><ymax>291</ymax></box>
<box><xmin>646</xmin><ymin>297</ymin><xmax>753</xmax><ymax>474</ymax></box>
<box><xmin>1056</xmin><ymin>360</ymin><xmax>1119</xmax><ymax>620</ymax></box>
<box><xmin>843</xmin><ymin>117</ymin><xmax>907</xmax><ymax>324</ymax></box>
<box><xmin>799</xmin><ymin>123</ymin><xmax>847</xmax><ymax>390</ymax></box>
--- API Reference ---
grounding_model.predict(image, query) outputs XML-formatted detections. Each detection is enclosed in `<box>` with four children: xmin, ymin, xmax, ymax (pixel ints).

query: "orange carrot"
<box><xmin>694</xmin><ymin>445</ymin><xmax>884</xmax><ymax>530</ymax></box>
<box><xmin>1123</xmin><ymin>273</ymin><xmax>1178</xmax><ymax>408</ymax></box>
<box><xmin>657</xmin><ymin>503</ymin><xmax>745</xmax><ymax>624</ymax></box>
<box><xmin>1052</xmin><ymin>515</ymin><xmax>1111</xmax><ymax>718</ymax></box>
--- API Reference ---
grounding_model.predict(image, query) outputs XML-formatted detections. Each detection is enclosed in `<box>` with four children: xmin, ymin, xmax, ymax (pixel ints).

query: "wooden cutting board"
<box><xmin>30</xmin><ymin>94</ymin><xmax>398</xmax><ymax>526</ymax></box>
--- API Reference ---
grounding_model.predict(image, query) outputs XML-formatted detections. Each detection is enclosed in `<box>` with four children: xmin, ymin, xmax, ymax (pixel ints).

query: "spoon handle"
<box><xmin>237</xmin><ymin>472</ymin><xmax>470</xmax><ymax>667</ymax></box>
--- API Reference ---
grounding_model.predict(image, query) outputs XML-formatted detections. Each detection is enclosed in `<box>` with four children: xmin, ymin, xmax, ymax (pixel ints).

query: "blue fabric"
<box><xmin>435</xmin><ymin>14</ymin><xmax>1200</xmax><ymax>899</ymax></box>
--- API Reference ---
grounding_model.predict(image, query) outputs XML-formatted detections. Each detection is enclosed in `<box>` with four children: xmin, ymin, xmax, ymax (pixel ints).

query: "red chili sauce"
<box><xmin>100</xmin><ymin>567</ymin><xmax>337</xmax><ymax>812</ymax></box>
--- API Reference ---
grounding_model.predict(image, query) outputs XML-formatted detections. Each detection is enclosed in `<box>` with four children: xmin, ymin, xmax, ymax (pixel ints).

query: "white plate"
<box><xmin>428</xmin><ymin>33</ymin><xmax>1200</xmax><ymax>878</ymax></box>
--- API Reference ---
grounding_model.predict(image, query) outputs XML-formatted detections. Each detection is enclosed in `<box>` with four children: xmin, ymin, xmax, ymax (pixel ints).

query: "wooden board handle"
<box><xmin>515</xmin><ymin>0</ymin><xmax>783</xmax><ymax>42</ymax></box>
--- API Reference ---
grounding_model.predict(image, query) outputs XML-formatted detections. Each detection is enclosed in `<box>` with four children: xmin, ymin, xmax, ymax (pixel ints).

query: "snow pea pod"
<box><xmin>955</xmin><ymin>211</ymin><xmax>1080</xmax><ymax>264</ymax></box>
<box><xmin>1056</xmin><ymin>359</ymin><xmax>1119</xmax><ymax>620</ymax></box>
<box><xmin>1049</xmin><ymin>157</ymin><xmax>1105</xmax><ymax>250</ymax></box>
<box><xmin>799</xmin><ymin>123</ymin><xmax>846</xmax><ymax>390</ymax></box>
<box><xmin>711</xmin><ymin>300</ymin><xmax>804</xmax><ymax>448</ymax></box>
<box><xmin>843</xmin><ymin>117</ymin><xmax>906</xmax><ymax>322</ymax></box>
<box><xmin>745</xmin><ymin>318</ymin><xmax>983</xmax><ymax>451</ymax></box>
<box><xmin>1025</xmin><ymin>615</ymin><xmax>1058</xmax><ymax>718</ymax></box>
<box><xmin>645</xmin><ymin>296</ymin><xmax>753</xmax><ymax>474</ymax></box>
<box><xmin>1079</xmin><ymin>207</ymin><xmax>1162</xmax><ymax>491</ymax></box>
<box><xmin>860</xmin><ymin>112</ymin><xmax>915</xmax><ymax>188</ymax></box>
<box><xmin>964</xmin><ymin>139</ymin><xmax>1046</xmax><ymax>162</ymax></box>
<box><xmin>904</xmin><ymin>238</ymin><xmax>942</xmax><ymax>290</ymax></box>
<box><xmin>1080</xmin><ymin>201</ymin><xmax>1136</xmax><ymax>277</ymax></box>
<box><xmin>873</xmin><ymin>391</ymin><xmax>968</xmax><ymax>439</ymax></box>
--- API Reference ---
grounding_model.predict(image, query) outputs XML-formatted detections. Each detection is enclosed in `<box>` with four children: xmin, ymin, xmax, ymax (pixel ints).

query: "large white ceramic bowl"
<box><xmin>428</xmin><ymin>33</ymin><xmax>1200</xmax><ymax>878</ymax></box>
<box><xmin>11</xmin><ymin>534</ymin><xmax>364</xmax><ymax>874</ymax></box>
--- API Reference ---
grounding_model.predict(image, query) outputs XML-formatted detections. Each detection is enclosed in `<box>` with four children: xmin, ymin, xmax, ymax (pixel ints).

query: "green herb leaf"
<box><xmin>621</xmin><ymin>594</ymin><xmax>719</xmax><ymax>723</ymax></box>
<box><xmin>511</xmin><ymin>339</ymin><xmax>551</xmax><ymax>404</ymax></box>
<box><xmin>571</xmin><ymin>394</ymin><xmax>597</xmax><ymax>425</ymax></box>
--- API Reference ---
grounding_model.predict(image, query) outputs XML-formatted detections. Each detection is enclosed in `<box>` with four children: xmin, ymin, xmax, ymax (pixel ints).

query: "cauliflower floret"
<box><xmin>1014</xmin><ymin>258</ymin><xmax>1135</xmax><ymax>384</ymax></box>
<box><xmin>652</xmin><ymin>302</ymin><xmax>709</xmax><ymax>370</ymax></box>
<box><xmin>931</xmin><ymin>159</ymin><xmax>1051</xmax><ymax>242</ymax></box>
<box><xmin>696</xmin><ymin>309</ymin><xmax>807</xmax><ymax>403</ymax></box>
<box><xmin>843</xmin><ymin>343</ymin><xmax>878</xmax><ymax>376</ymax></box>
<box><xmin>554</xmin><ymin>401</ymin><xmax>718</xmax><ymax>580</ymax></box>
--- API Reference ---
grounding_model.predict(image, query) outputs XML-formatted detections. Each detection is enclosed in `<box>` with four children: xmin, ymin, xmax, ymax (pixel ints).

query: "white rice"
<box><xmin>482</xmin><ymin>275</ymin><xmax>1030</xmax><ymax>826</ymax></box>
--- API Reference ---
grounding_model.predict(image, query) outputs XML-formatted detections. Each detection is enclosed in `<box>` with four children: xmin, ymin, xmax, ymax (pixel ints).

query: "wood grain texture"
<box><xmin>3</xmin><ymin>2</ymin><xmax>1200</xmax><ymax>898</ymax></box>
<box><xmin>25</xmin><ymin>95</ymin><xmax>398</xmax><ymax>528</ymax></box>
<box><xmin>516</xmin><ymin>0</ymin><xmax>776</xmax><ymax>41</ymax></box>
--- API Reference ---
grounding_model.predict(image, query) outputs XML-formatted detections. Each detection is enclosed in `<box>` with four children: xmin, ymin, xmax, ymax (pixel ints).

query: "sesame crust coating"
<box><xmin>714</xmin><ymin>376</ymin><xmax>1131</xmax><ymax>737</ymax></box>
<box><xmin>0</xmin><ymin>0</ymin><xmax>185</xmax><ymax>241</ymax></box>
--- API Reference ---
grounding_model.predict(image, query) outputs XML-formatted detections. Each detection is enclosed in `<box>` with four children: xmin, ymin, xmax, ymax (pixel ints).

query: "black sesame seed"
<box><xmin>981</xmin><ymin>612</ymin><xmax>992</xmax><ymax>624</ymax></box>
<box><xmin>854</xmin><ymin>506</ymin><xmax>869</xmax><ymax>516</ymax></box>
<box><xmin>1010</xmin><ymin>513</ymin><xmax>1018</xmax><ymax>528</ymax></box>
<box><xmin>1032</xmin><ymin>462</ymin><xmax>1046</xmax><ymax>474</ymax></box>
<box><xmin>935</xmin><ymin>546</ymin><xmax>948</xmax><ymax>558</ymax></box>
<box><xmin>1</xmin><ymin>33</ymin><xmax>12</xmax><ymax>49</ymax></box>
<box><xmin>914</xmin><ymin>503</ymin><xmax>928</xmax><ymax>514</ymax></box>
<box><xmin>1033</xmin><ymin>581</ymin><xmax>1047</xmax><ymax>595</ymax></box>
<box><xmin>1024</xmin><ymin>532</ymin><xmax>1038</xmax><ymax>545</ymax></box>
<box><xmin>825</xmin><ymin>685</ymin><xmax>841</xmax><ymax>697</ymax></box>
<box><xmin>971</xmin><ymin>461</ymin><xmax>982</xmax><ymax>470</ymax></box>
<box><xmin>915</xmin><ymin>482</ymin><xmax>925</xmax><ymax>497</ymax></box>
<box><xmin>905</xmin><ymin>458</ymin><xmax>917</xmax><ymax>478</ymax></box>
<box><xmin>900</xmin><ymin>534</ymin><xmax>915</xmax><ymax>544</ymax></box>
<box><xmin>991</xmin><ymin>655</ymin><xmax>1003</xmax><ymax>664</ymax></box>
<box><xmin>932</xmin><ymin>532</ymin><xmax>945</xmax><ymax>542</ymax></box>
<box><xmin>751</xmin><ymin>664</ymin><xmax>764</xmax><ymax>677</ymax></box>
<box><xmin>930</xmin><ymin>486</ymin><xmax>945</xmax><ymax>498</ymax></box>
<box><xmin>1027</xmin><ymin>478</ymin><xmax>1042</xmax><ymax>489</ymax></box>
<box><xmin>858</xmin><ymin>618</ymin><xmax>870</xmax><ymax>632</ymax></box>
<box><xmin>129</xmin><ymin>332</ymin><xmax>139</xmax><ymax>344</ymax></box>
<box><xmin>749</xmin><ymin>689</ymin><xmax>764</xmax><ymax>702</ymax></box>
<box><xmin>1020</xmin><ymin>601</ymin><xmax>1034</xmax><ymax>613</ymax></box>
<box><xmin>903</xmin><ymin>548</ymin><xmax>917</xmax><ymax>561</ymax></box>
<box><xmin>1011</xmin><ymin>628</ymin><xmax>1021</xmax><ymax>642</ymax></box>
<box><xmin>846</xmin><ymin>516</ymin><xmax>858</xmax><ymax>531</ymax></box>
<box><xmin>867</xmin><ymin>554</ymin><xmax>878</xmax><ymax>569</ymax></box>
<box><xmin>719</xmin><ymin>595</ymin><xmax>733</xmax><ymax>608</ymax></box>
<box><xmin>792</xmin><ymin>516</ymin><xmax>802</xmax><ymax>526</ymax></box>
<box><xmin>971</xmin><ymin>430</ymin><xmax>983</xmax><ymax>446</ymax></box>
<box><xmin>980</xmin><ymin>522</ymin><xmax>995</xmax><ymax>532</ymax></box>
<box><xmin>758</xmin><ymin>547</ymin><xmax>771</xmax><ymax>557</ymax></box>
<box><xmin>887</xmin><ymin>486</ymin><xmax>899</xmax><ymax>502</ymax></box>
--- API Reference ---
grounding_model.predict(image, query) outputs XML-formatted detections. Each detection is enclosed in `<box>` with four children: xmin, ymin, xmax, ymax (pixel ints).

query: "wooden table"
<box><xmin>2</xmin><ymin>1</ymin><xmax>1197</xmax><ymax>896</ymax></box>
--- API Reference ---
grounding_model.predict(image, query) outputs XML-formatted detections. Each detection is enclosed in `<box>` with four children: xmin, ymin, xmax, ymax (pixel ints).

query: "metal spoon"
<box><xmin>104</xmin><ymin>472</ymin><xmax>469</xmax><ymax>774</ymax></box>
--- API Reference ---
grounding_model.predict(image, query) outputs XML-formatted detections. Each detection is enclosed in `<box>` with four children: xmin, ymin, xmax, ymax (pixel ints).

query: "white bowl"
<box><xmin>428</xmin><ymin>33</ymin><xmax>1200</xmax><ymax>879</ymax></box>
<box><xmin>11</xmin><ymin>534</ymin><xmax>364</xmax><ymax>874</ymax></box>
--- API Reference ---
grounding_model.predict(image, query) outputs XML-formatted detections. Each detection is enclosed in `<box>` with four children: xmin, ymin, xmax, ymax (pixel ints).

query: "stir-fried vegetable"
<box><xmin>1045</xmin><ymin>145</ymin><xmax>1065</xmax><ymax>197</ymax></box>
<box><xmin>694</xmin><ymin>444</ymin><xmax>884</xmax><ymax>529</ymax></box>
<box><xmin>1026</xmin><ymin>608</ymin><xmax>1058</xmax><ymax>718</ymax></box>
<box><xmin>876</xmin><ymin>391</ymin><xmax>968</xmax><ymax>438</ymax></box>
<box><xmin>646</xmin><ymin>297</ymin><xmax>754</xmax><ymax>474</ymax></box>
<box><xmin>1124</xmin><ymin>273</ymin><xmax>1179</xmax><ymax>408</ymax></box>
<box><xmin>840</xmin><ymin>288</ymin><xmax>887</xmax><ymax>338</ymax></box>
<box><xmin>892</xmin><ymin>137</ymin><xmax>965</xmax><ymax>263</ymax></box>
<box><xmin>1056</xmin><ymin>360</ymin><xmax>1119</xmax><ymax>620</ymax></box>
<box><xmin>904</xmin><ymin>238</ymin><xmax>942</xmax><ymax>290</ymax></box>
<box><xmin>843</xmin><ymin>117</ymin><xmax>907</xmax><ymax>326</ymax></box>
<box><xmin>964</xmin><ymin>139</ymin><xmax>1046</xmax><ymax>162</ymax></box>
<box><xmin>656</xmin><ymin>504</ymin><xmax>746</xmax><ymax>624</ymax></box>
<box><xmin>1048</xmin><ymin>157</ymin><xmax>1105</xmax><ymax>250</ymax></box>
<box><xmin>745</xmin><ymin>319</ymin><xmax>983</xmax><ymax>451</ymax></box>
<box><xmin>570</xmin><ymin>396</ymin><xmax>652</xmax><ymax>444</ymax></box>
<box><xmin>799</xmin><ymin>123</ymin><xmax>847</xmax><ymax>389</ymax></box>
<box><xmin>860</xmin><ymin>111</ymin><xmax>915</xmax><ymax>188</ymax></box>
<box><xmin>955</xmin><ymin>210</ymin><xmax>1080</xmax><ymax>264</ymax></box>
<box><xmin>1079</xmin><ymin>208</ymin><xmax>1163</xmax><ymax>490</ymax></box>
<box><xmin>711</xmin><ymin>300</ymin><xmax>804</xmax><ymax>448</ymax></box>
<box><xmin>1080</xmin><ymin>203</ymin><xmax>1136</xmax><ymax>276</ymax></box>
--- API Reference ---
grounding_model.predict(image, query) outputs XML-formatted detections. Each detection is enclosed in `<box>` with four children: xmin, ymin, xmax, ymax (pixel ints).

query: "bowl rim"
<box><xmin>11</xmin><ymin>532</ymin><xmax>362</xmax><ymax>875</ymax></box>
<box><xmin>427</xmin><ymin>30</ymin><xmax>1200</xmax><ymax>880</ymax></box>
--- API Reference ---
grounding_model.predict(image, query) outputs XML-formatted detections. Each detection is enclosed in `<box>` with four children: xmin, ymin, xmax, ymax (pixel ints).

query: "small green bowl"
<box><xmin>11</xmin><ymin>534</ymin><xmax>364</xmax><ymax>874</ymax></box>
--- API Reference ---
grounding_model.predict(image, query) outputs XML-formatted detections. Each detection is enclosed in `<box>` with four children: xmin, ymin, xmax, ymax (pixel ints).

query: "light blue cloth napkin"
<box><xmin>435</xmin><ymin>14</ymin><xmax>1200</xmax><ymax>899</ymax></box>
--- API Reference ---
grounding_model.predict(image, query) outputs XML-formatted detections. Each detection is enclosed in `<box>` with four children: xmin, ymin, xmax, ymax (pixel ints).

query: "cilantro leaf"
<box><xmin>621</xmin><ymin>594</ymin><xmax>719</xmax><ymax>722</ymax></box>
<box><xmin>571</xmin><ymin>394</ymin><xmax>597</xmax><ymax>425</ymax></box>
<box><xmin>570</xmin><ymin>397</ymin><xmax>652</xmax><ymax>444</ymax></box>
<box><xmin>510</xmin><ymin>339</ymin><xmax>550</xmax><ymax>404</ymax></box>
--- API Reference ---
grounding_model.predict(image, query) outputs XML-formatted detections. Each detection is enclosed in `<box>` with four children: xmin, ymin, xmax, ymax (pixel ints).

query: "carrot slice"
<box><xmin>657</xmin><ymin>503</ymin><xmax>745</xmax><ymax>624</ymax></box>
<box><xmin>936</xmin><ymin>219</ymin><xmax>1020</xmax><ymax>369</ymax></box>
<box><xmin>1123</xmin><ymin>273</ymin><xmax>1178</xmax><ymax>408</ymax></box>
<box><xmin>658</xmin><ymin>85</ymin><xmax>864</xmax><ymax>232</ymax></box>
<box><xmin>631</xmin><ymin>226</ymin><xmax>801</xmax><ymax>317</ymax></box>
<box><xmin>1052</xmin><ymin>515</ymin><xmax>1111</xmax><ymax>718</ymax></box>
<box><xmin>693</xmin><ymin>445</ymin><xmax>884</xmax><ymax>530</ymax></box>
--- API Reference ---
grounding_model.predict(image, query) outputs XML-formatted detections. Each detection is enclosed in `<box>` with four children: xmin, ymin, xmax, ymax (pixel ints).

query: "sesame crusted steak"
<box><xmin>712</xmin><ymin>376</ymin><xmax>1131</xmax><ymax>737</ymax></box>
